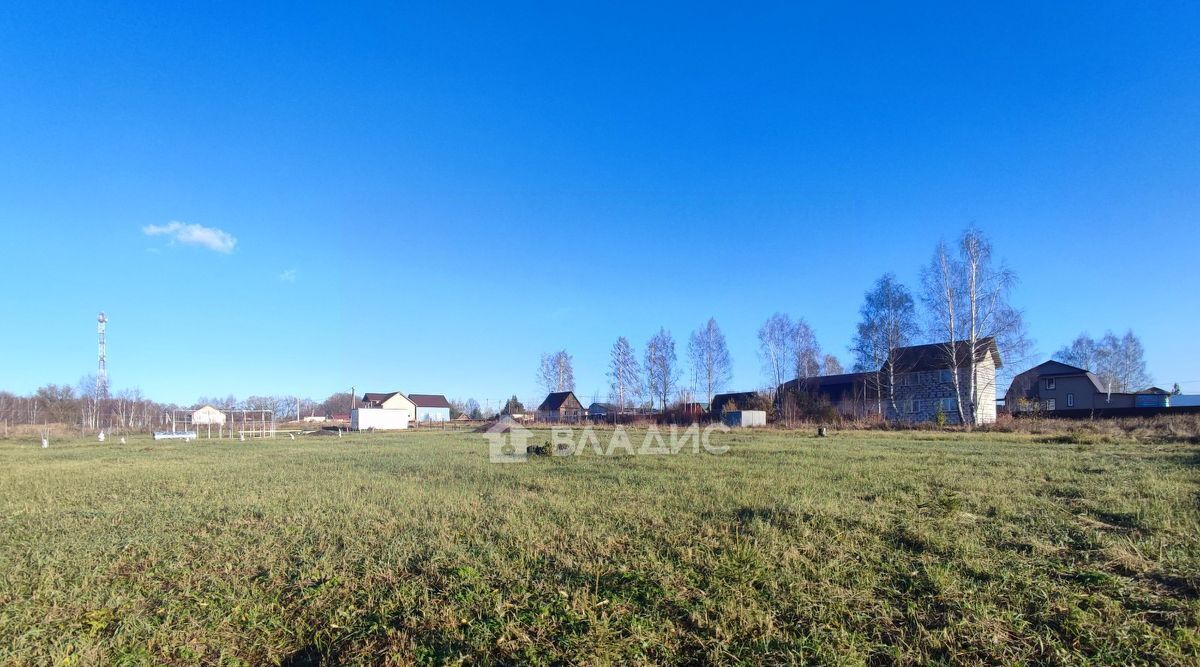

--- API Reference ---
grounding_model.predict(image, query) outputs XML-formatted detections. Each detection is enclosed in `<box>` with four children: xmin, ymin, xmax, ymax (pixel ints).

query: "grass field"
<box><xmin>1</xmin><ymin>428</ymin><xmax>1197</xmax><ymax>665</ymax></box>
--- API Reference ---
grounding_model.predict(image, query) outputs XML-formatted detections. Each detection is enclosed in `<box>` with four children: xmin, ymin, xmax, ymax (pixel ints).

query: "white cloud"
<box><xmin>278</xmin><ymin>269</ymin><xmax>297</xmax><ymax>283</ymax></box>
<box><xmin>143</xmin><ymin>221</ymin><xmax>237</xmax><ymax>253</ymax></box>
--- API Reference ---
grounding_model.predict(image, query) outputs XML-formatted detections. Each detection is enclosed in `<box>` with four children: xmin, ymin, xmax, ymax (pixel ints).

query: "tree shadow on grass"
<box><xmin>280</xmin><ymin>644</ymin><xmax>332</xmax><ymax>667</ymax></box>
<box><xmin>1168</xmin><ymin>448</ymin><xmax>1200</xmax><ymax>467</ymax></box>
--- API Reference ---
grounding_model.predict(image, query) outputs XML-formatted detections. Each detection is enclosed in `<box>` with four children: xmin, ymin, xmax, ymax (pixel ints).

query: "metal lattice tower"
<box><xmin>97</xmin><ymin>312</ymin><xmax>108</xmax><ymax>399</ymax></box>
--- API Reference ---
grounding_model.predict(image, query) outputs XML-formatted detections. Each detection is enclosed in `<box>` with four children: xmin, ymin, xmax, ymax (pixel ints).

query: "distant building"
<box><xmin>588</xmin><ymin>402</ymin><xmax>618</xmax><ymax>419</ymax></box>
<box><xmin>723</xmin><ymin>410</ymin><xmax>766</xmax><ymax>428</ymax></box>
<box><xmin>710</xmin><ymin>392</ymin><xmax>760</xmax><ymax>416</ymax></box>
<box><xmin>1170</xmin><ymin>395</ymin><xmax>1200</xmax><ymax>408</ymax></box>
<box><xmin>192</xmin><ymin>405</ymin><xmax>226</xmax><ymax>426</ymax></box>
<box><xmin>1006</xmin><ymin>361</ymin><xmax>1175</xmax><ymax>413</ymax></box>
<box><xmin>537</xmin><ymin>391</ymin><xmax>584</xmax><ymax>422</ymax></box>
<box><xmin>886</xmin><ymin>339</ymin><xmax>1001</xmax><ymax>424</ymax></box>
<box><xmin>408</xmin><ymin>394</ymin><xmax>452</xmax><ymax>422</ymax></box>
<box><xmin>353</xmin><ymin>391</ymin><xmax>414</xmax><ymax>430</ymax></box>
<box><xmin>779</xmin><ymin>373</ymin><xmax>874</xmax><ymax>419</ymax></box>
<box><xmin>362</xmin><ymin>392</ymin><xmax>416</xmax><ymax>413</ymax></box>
<box><xmin>779</xmin><ymin>338</ymin><xmax>1002</xmax><ymax>425</ymax></box>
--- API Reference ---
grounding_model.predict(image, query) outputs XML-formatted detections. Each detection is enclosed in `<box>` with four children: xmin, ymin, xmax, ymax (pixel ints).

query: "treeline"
<box><xmin>535</xmin><ymin>226</ymin><xmax>1157</xmax><ymax>426</ymax></box>
<box><xmin>0</xmin><ymin>385</ymin><xmax>163</xmax><ymax>430</ymax></box>
<box><xmin>0</xmin><ymin>386</ymin><xmax>363</xmax><ymax>431</ymax></box>
<box><xmin>1054</xmin><ymin>332</ymin><xmax>1153</xmax><ymax>395</ymax></box>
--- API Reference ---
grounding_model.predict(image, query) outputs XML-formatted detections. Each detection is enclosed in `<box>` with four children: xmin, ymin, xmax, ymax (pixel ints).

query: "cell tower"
<box><xmin>97</xmin><ymin>311</ymin><xmax>108</xmax><ymax>400</ymax></box>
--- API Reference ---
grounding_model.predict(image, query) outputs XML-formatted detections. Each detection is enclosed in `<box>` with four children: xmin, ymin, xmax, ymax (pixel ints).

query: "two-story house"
<box><xmin>1005</xmin><ymin>360</ymin><xmax>1166</xmax><ymax>413</ymax></box>
<box><xmin>780</xmin><ymin>338</ymin><xmax>1002</xmax><ymax>425</ymax></box>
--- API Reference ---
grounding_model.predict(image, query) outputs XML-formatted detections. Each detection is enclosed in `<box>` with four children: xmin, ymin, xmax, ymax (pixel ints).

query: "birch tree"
<box><xmin>758</xmin><ymin>313</ymin><xmax>794</xmax><ymax>394</ymax></box>
<box><xmin>851</xmin><ymin>273</ymin><xmax>918</xmax><ymax>418</ymax></box>
<box><xmin>1055</xmin><ymin>334</ymin><xmax>1101</xmax><ymax>371</ymax></box>
<box><xmin>644</xmin><ymin>328</ymin><xmax>679</xmax><ymax>411</ymax></box>
<box><xmin>791</xmin><ymin>318</ymin><xmax>822</xmax><ymax>380</ymax></box>
<box><xmin>607</xmin><ymin>337</ymin><xmax>641</xmax><ymax>410</ymax></box>
<box><xmin>1112</xmin><ymin>330</ymin><xmax>1151</xmax><ymax>393</ymax></box>
<box><xmin>922</xmin><ymin>227</ymin><xmax>1028</xmax><ymax>426</ymax></box>
<box><xmin>537</xmin><ymin>350</ymin><xmax>575</xmax><ymax>393</ymax></box>
<box><xmin>687</xmin><ymin>318</ymin><xmax>732</xmax><ymax>406</ymax></box>
<box><xmin>1056</xmin><ymin>330</ymin><xmax>1151</xmax><ymax>394</ymax></box>
<box><xmin>921</xmin><ymin>240</ymin><xmax>967</xmax><ymax>423</ymax></box>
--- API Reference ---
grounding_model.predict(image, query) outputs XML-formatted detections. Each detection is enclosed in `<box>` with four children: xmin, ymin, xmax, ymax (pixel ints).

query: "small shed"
<box><xmin>1134</xmin><ymin>389</ymin><xmax>1170</xmax><ymax>408</ymax></box>
<box><xmin>722</xmin><ymin>410</ymin><xmax>766</xmax><ymax>428</ymax></box>
<box><xmin>192</xmin><ymin>405</ymin><xmax>227</xmax><ymax>426</ymax></box>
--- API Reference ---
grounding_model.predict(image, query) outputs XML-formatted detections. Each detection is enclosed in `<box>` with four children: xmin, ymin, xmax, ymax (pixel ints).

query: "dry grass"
<box><xmin>1</xmin><ymin>428</ymin><xmax>1197</xmax><ymax>665</ymax></box>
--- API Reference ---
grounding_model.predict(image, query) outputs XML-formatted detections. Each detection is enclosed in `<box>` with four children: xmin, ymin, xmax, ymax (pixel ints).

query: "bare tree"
<box><xmin>644</xmin><ymin>328</ymin><xmax>678</xmax><ymax>412</ymax></box>
<box><xmin>319</xmin><ymin>392</ymin><xmax>358</xmax><ymax>417</ymax></box>
<box><xmin>922</xmin><ymin>227</ymin><xmax>1029</xmax><ymax>426</ymax></box>
<box><xmin>822</xmin><ymin>355</ymin><xmax>844</xmax><ymax>375</ymax></box>
<box><xmin>1054</xmin><ymin>333</ymin><xmax>1100</xmax><ymax>371</ymax></box>
<box><xmin>758</xmin><ymin>313</ymin><xmax>794</xmax><ymax>394</ymax></box>
<box><xmin>921</xmin><ymin>239</ymin><xmax>967</xmax><ymax>423</ymax></box>
<box><xmin>791</xmin><ymin>318</ymin><xmax>822</xmax><ymax>381</ymax></box>
<box><xmin>1112</xmin><ymin>330</ymin><xmax>1152</xmax><ymax>393</ymax></box>
<box><xmin>1059</xmin><ymin>330</ymin><xmax>1151</xmax><ymax>394</ymax></box>
<box><xmin>463</xmin><ymin>398</ymin><xmax>481</xmax><ymax>419</ymax></box>
<box><xmin>537</xmin><ymin>350</ymin><xmax>575</xmax><ymax>393</ymax></box>
<box><xmin>688</xmin><ymin>318</ymin><xmax>732</xmax><ymax>406</ymax></box>
<box><xmin>608</xmin><ymin>337</ymin><xmax>642</xmax><ymax>410</ymax></box>
<box><xmin>852</xmin><ymin>273</ymin><xmax>919</xmax><ymax>419</ymax></box>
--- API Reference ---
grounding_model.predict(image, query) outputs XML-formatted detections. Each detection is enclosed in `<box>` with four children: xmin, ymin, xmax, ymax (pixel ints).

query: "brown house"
<box><xmin>1005</xmin><ymin>360</ymin><xmax>1167</xmax><ymax>412</ymax></box>
<box><xmin>537</xmin><ymin>391</ymin><xmax>584</xmax><ymax>422</ymax></box>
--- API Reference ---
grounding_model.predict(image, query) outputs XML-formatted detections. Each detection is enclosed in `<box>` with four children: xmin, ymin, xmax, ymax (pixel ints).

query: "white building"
<box><xmin>408</xmin><ymin>394</ymin><xmax>452</xmax><ymax>422</ymax></box>
<box><xmin>192</xmin><ymin>405</ymin><xmax>227</xmax><ymax>426</ymax></box>
<box><xmin>352</xmin><ymin>392</ymin><xmax>414</xmax><ymax>430</ymax></box>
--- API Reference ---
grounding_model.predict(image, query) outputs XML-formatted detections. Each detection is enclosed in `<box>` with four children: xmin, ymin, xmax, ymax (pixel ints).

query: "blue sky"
<box><xmin>1</xmin><ymin>2</ymin><xmax>1197</xmax><ymax>407</ymax></box>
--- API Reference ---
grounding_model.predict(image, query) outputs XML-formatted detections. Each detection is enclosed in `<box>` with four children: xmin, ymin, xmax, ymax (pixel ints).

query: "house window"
<box><xmin>1045</xmin><ymin>378</ymin><xmax>1056</xmax><ymax>390</ymax></box>
<box><xmin>939</xmin><ymin>397</ymin><xmax>957</xmax><ymax>412</ymax></box>
<box><xmin>906</xmin><ymin>399</ymin><xmax>918</xmax><ymax>414</ymax></box>
<box><xmin>1045</xmin><ymin>399</ymin><xmax>1056</xmax><ymax>411</ymax></box>
<box><xmin>939</xmin><ymin>369</ymin><xmax>954</xmax><ymax>383</ymax></box>
<box><xmin>1067</xmin><ymin>393</ymin><xmax>1074</xmax><ymax>408</ymax></box>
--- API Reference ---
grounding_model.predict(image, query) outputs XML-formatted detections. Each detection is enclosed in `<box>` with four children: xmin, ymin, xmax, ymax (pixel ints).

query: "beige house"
<box><xmin>362</xmin><ymin>391</ymin><xmax>416</xmax><ymax>413</ymax></box>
